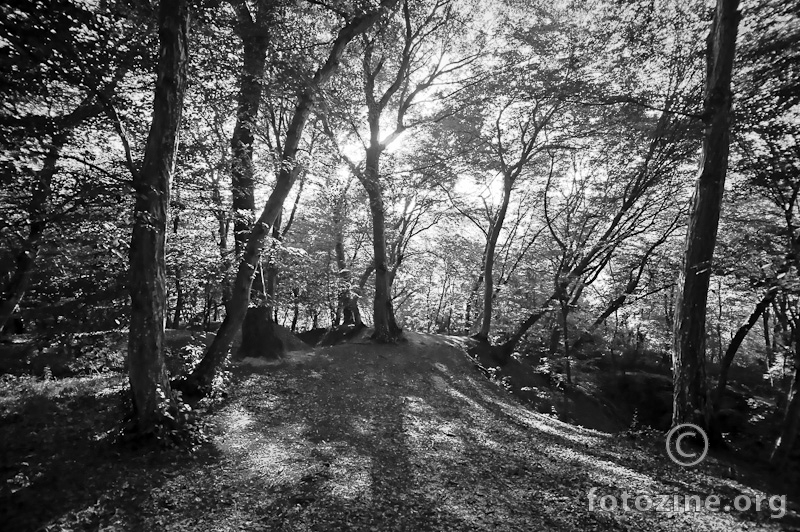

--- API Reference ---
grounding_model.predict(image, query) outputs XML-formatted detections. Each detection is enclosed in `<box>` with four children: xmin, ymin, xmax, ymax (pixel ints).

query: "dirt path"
<box><xmin>137</xmin><ymin>332</ymin><xmax>797</xmax><ymax>531</ymax></box>
<box><xmin>2</xmin><ymin>332</ymin><xmax>797</xmax><ymax>531</ymax></box>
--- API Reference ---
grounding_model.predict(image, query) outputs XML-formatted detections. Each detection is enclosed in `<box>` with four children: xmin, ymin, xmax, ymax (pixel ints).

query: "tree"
<box><xmin>229</xmin><ymin>0</ymin><xmax>273</xmax><ymax>257</ymax></box>
<box><xmin>729</xmin><ymin>0</ymin><xmax>800</xmax><ymax>464</ymax></box>
<box><xmin>671</xmin><ymin>0</ymin><xmax>740</xmax><ymax>432</ymax></box>
<box><xmin>181</xmin><ymin>0</ymin><xmax>400</xmax><ymax>395</ymax></box>
<box><xmin>323</xmin><ymin>0</ymin><xmax>478</xmax><ymax>342</ymax></box>
<box><xmin>127</xmin><ymin>0</ymin><xmax>191</xmax><ymax>434</ymax></box>
<box><xmin>0</xmin><ymin>0</ymin><xmax>143</xmax><ymax>334</ymax></box>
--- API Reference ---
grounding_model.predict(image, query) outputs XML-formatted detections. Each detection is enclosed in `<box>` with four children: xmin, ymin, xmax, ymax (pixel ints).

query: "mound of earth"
<box><xmin>296</xmin><ymin>327</ymin><xmax>328</xmax><ymax>347</ymax></box>
<box><xmin>238</xmin><ymin>307</ymin><xmax>310</xmax><ymax>360</ymax></box>
<box><xmin>317</xmin><ymin>323</ymin><xmax>371</xmax><ymax>346</ymax></box>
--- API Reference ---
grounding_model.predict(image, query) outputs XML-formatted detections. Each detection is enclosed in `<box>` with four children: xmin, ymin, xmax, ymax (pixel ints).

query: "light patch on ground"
<box><xmin>431</xmin><ymin>374</ymin><xmax>448</xmax><ymax>391</ymax></box>
<box><xmin>238</xmin><ymin>356</ymin><xmax>282</xmax><ymax>367</ymax></box>
<box><xmin>220</xmin><ymin>406</ymin><xmax>255</xmax><ymax>431</ymax></box>
<box><xmin>349</xmin><ymin>415</ymin><xmax>374</xmax><ymax>436</ymax></box>
<box><xmin>444</xmin><ymin>385</ymin><xmax>491</xmax><ymax>418</ymax></box>
<box><xmin>326</xmin><ymin>452</ymin><xmax>374</xmax><ymax>500</ymax></box>
<box><xmin>237</xmin><ymin>350</ymin><xmax>320</xmax><ymax>368</ymax></box>
<box><xmin>496</xmin><ymin>400</ymin><xmax>602</xmax><ymax>445</ymax></box>
<box><xmin>433</xmin><ymin>362</ymin><xmax>450</xmax><ymax>374</ymax></box>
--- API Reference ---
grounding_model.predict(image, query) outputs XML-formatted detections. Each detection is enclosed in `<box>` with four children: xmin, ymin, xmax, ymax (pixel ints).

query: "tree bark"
<box><xmin>672</xmin><ymin>0</ymin><xmax>740</xmax><ymax>432</ymax></box>
<box><xmin>181</xmin><ymin>2</ymin><xmax>398</xmax><ymax>395</ymax></box>
<box><xmin>127</xmin><ymin>0</ymin><xmax>190</xmax><ymax>434</ymax></box>
<box><xmin>362</xmin><ymin>149</ymin><xmax>402</xmax><ymax>341</ymax></box>
<box><xmin>230</xmin><ymin>0</ymin><xmax>271</xmax><ymax>257</ymax></box>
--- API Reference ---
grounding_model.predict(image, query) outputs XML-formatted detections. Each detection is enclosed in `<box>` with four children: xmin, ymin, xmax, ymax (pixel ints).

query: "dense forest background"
<box><xmin>1</xmin><ymin>0</ymin><xmax>799</xmax><ymax>458</ymax></box>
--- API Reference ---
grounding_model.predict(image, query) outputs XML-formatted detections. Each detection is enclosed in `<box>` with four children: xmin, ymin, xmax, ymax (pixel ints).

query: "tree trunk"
<box><xmin>0</xmin><ymin>129</ymin><xmax>66</xmax><ymax>334</ymax></box>
<box><xmin>171</xmin><ymin>273</ymin><xmax>184</xmax><ymax>329</ymax></box>
<box><xmin>713</xmin><ymin>288</ymin><xmax>776</xmax><ymax>412</ymax></box>
<box><xmin>180</xmin><ymin>3</ymin><xmax>397</xmax><ymax>395</ymax></box>
<box><xmin>262</xmin><ymin>211</ymin><xmax>281</xmax><ymax>317</ymax></box>
<box><xmin>332</xmin><ymin>185</ymin><xmax>365</xmax><ymax>326</ymax></box>
<box><xmin>498</xmin><ymin>292</ymin><xmax>557</xmax><ymax>355</ymax></box>
<box><xmin>477</xmin><ymin>177</ymin><xmax>512</xmax><ymax>339</ymax></box>
<box><xmin>562</xmin><ymin>302</ymin><xmax>572</xmax><ymax>384</ymax></box>
<box><xmin>362</xmin><ymin>152</ymin><xmax>402</xmax><ymax>342</ymax></box>
<box><xmin>334</xmin><ymin>223</ymin><xmax>362</xmax><ymax>325</ymax></box>
<box><xmin>671</xmin><ymin>0</ymin><xmax>740</xmax><ymax>433</ymax></box>
<box><xmin>291</xmin><ymin>287</ymin><xmax>300</xmax><ymax>332</ymax></box>
<box><xmin>127</xmin><ymin>0</ymin><xmax>190</xmax><ymax>434</ymax></box>
<box><xmin>764</xmin><ymin>307</ymin><xmax>774</xmax><ymax>367</ymax></box>
<box><xmin>0</xmin><ymin>228</ymin><xmax>43</xmax><ymax>335</ymax></box>
<box><xmin>230</xmin><ymin>0</ymin><xmax>271</xmax><ymax>257</ymax></box>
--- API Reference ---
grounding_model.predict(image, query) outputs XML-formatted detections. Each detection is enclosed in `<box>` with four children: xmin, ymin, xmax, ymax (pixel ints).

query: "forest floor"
<box><xmin>1</xmin><ymin>331</ymin><xmax>800</xmax><ymax>531</ymax></box>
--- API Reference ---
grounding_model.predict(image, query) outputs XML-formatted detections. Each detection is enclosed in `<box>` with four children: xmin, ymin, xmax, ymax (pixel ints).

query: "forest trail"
<box><xmin>141</xmin><ymin>332</ymin><xmax>796</xmax><ymax>531</ymax></box>
<box><xmin>2</xmin><ymin>332</ymin><xmax>797</xmax><ymax>531</ymax></box>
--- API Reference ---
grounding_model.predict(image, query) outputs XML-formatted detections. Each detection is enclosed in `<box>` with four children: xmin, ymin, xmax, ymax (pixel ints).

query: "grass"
<box><xmin>1</xmin><ymin>331</ymin><xmax>799</xmax><ymax>530</ymax></box>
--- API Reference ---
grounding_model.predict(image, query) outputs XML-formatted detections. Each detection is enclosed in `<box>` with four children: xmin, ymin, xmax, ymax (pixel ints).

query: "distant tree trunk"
<box><xmin>0</xmin><ymin>127</ymin><xmax>68</xmax><ymax>334</ymax></box>
<box><xmin>771</xmin><ymin>331</ymin><xmax>800</xmax><ymax>466</ymax></box>
<box><xmin>0</xmin><ymin>228</ymin><xmax>42</xmax><ymax>336</ymax></box>
<box><xmin>333</xmin><ymin>181</ymin><xmax>366</xmax><ymax>326</ymax></box>
<box><xmin>476</xmin><ymin>176</ymin><xmax>512</xmax><ymax>340</ymax></box>
<box><xmin>291</xmin><ymin>287</ymin><xmax>300</xmax><ymax>332</ymax></box>
<box><xmin>171</xmin><ymin>273</ymin><xmax>184</xmax><ymax>329</ymax></box>
<box><xmin>672</xmin><ymin>0</ymin><xmax>739</xmax><ymax>433</ymax></box>
<box><xmin>713</xmin><ymin>288</ymin><xmax>776</xmax><ymax>412</ymax></box>
<box><xmin>181</xmin><ymin>3</ymin><xmax>397</xmax><ymax>395</ymax></box>
<box><xmin>562</xmin><ymin>301</ymin><xmax>572</xmax><ymax>384</ymax></box>
<box><xmin>572</xmin><ymin>265</ymin><xmax>646</xmax><ymax>350</ymax></box>
<box><xmin>764</xmin><ymin>307</ymin><xmax>774</xmax><ymax>366</ymax></box>
<box><xmin>493</xmin><ymin>297</ymin><xmax>556</xmax><ymax>364</ymax></box>
<box><xmin>230</xmin><ymin>0</ymin><xmax>271</xmax><ymax>257</ymax></box>
<box><xmin>127</xmin><ymin>0</ymin><xmax>190</xmax><ymax>434</ymax></box>
<box><xmin>334</xmin><ymin>211</ymin><xmax>362</xmax><ymax>325</ymax></box>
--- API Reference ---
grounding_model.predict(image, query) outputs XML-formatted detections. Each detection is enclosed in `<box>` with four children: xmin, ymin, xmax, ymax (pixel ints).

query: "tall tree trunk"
<box><xmin>230</xmin><ymin>0</ymin><xmax>271</xmax><ymax>257</ymax></box>
<box><xmin>477</xmin><ymin>177</ymin><xmax>512</xmax><ymax>340</ymax></box>
<box><xmin>128</xmin><ymin>0</ymin><xmax>190</xmax><ymax>434</ymax></box>
<box><xmin>713</xmin><ymin>288</ymin><xmax>776</xmax><ymax>412</ymax></box>
<box><xmin>671</xmin><ymin>0</ymin><xmax>740</xmax><ymax>433</ymax></box>
<box><xmin>362</xmin><ymin>150</ymin><xmax>402</xmax><ymax>342</ymax></box>
<box><xmin>181</xmin><ymin>3</ymin><xmax>397</xmax><ymax>394</ymax></box>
